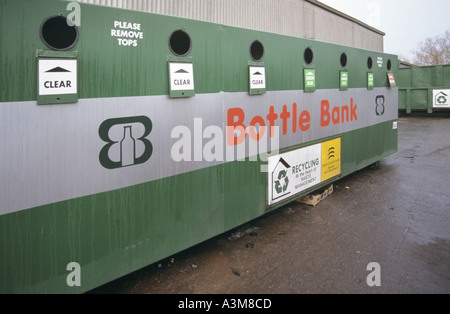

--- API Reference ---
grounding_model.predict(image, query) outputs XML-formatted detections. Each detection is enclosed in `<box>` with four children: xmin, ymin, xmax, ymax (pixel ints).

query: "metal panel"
<box><xmin>398</xmin><ymin>65</ymin><xmax>450</xmax><ymax>113</ymax></box>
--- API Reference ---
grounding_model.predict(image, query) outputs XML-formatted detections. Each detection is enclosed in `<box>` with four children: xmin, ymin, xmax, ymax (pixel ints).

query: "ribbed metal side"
<box><xmin>78</xmin><ymin>0</ymin><xmax>384</xmax><ymax>51</ymax></box>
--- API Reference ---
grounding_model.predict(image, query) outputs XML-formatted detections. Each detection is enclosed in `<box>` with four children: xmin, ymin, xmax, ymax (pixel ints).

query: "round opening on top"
<box><xmin>340</xmin><ymin>53</ymin><xmax>348</xmax><ymax>67</ymax></box>
<box><xmin>304</xmin><ymin>47</ymin><xmax>314</xmax><ymax>65</ymax></box>
<box><xmin>250</xmin><ymin>40</ymin><xmax>264</xmax><ymax>62</ymax></box>
<box><xmin>367</xmin><ymin>57</ymin><xmax>373</xmax><ymax>70</ymax></box>
<box><xmin>169</xmin><ymin>30</ymin><xmax>192</xmax><ymax>57</ymax></box>
<box><xmin>40</xmin><ymin>15</ymin><xmax>79</xmax><ymax>51</ymax></box>
<box><xmin>387</xmin><ymin>59</ymin><xmax>392</xmax><ymax>71</ymax></box>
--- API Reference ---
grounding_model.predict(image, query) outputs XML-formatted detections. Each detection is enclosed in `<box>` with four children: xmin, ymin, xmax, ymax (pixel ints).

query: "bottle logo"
<box><xmin>375</xmin><ymin>95</ymin><xmax>385</xmax><ymax>116</ymax></box>
<box><xmin>99</xmin><ymin>116</ymin><xmax>153</xmax><ymax>169</ymax></box>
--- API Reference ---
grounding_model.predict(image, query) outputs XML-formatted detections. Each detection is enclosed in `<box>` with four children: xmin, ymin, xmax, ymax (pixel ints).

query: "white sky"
<box><xmin>318</xmin><ymin>0</ymin><xmax>450</xmax><ymax>61</ymax></box>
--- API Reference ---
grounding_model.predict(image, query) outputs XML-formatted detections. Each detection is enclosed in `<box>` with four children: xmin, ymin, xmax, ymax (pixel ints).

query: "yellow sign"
<box><xmin>321</xmin><ymin>138</ymin><xmax>341</xmax><ymax>182</ymax></box>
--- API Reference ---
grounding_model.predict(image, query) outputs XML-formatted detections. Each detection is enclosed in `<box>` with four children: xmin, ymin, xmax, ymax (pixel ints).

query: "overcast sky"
<box><xmin>319</xmin><ymin>0</ymin><xmax>450</xmax><ymax>61</ymax></box>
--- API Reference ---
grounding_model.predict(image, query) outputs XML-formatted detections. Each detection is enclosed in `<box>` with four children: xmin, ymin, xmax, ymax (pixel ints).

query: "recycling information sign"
<box><xmin>387</xmin><ymin>72</ymin><xmax>396</xmax><ymax>87</ymax></box>
<box><xmin>304</xmin><ymin>69</ymin><xmax>316</xmax><ymax>92</ymax></box>
<box><xmin>340</xmin><ymin>71</ymin><xmax>349</xmax><ymax>90</ymax></box>
<box><xmin>268</xmin><ymin>138</ymin><xmax>341</xmax><ymax>206</ymax></box>
<box><xmin>367</xmin><ymin>72</ymin><xmax>374</xmax><ymax>90</ymax></box>
<box><xmin>249</xmin><ymin>66</ymin><xmax>266</xmax><ymax>95</ymax></box>
<box><xmin>38</xmin><ymin>58</ymin><xmax>78</xmax><ymax>104</ymax></box>
<box><xmin>433</xmin><ymin>89</ymin><xmax>450</xmax><ymax>108</ymax></box>
<box><xmin>169</xmin><ymin>62</ymin><xmax>195</xmax><ymax>98</ymax></box>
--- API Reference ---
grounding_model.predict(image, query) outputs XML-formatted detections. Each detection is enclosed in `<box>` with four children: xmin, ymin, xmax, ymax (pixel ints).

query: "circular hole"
<box><xmin>367</xmin><ymin>57</ymin><xmax>373</xmax><ymax>70</ymax></box>
<box><xmin>250</xmin><ymin>40</ymin><xmax>264</xmax><ymax>62</ymax></box>
<box><xmin>304</xmin><ymin>47</ymin><xmax>314</xmax><ymax>65</ymax></box>
<box><xmin>169</xmin><ymin>30</ymin><xmax>192</xmax><ymax>57</ymax></box>
<box><xmin>387</xmin><ymin>59</ymin><xmax>392</xmax><ymax>71</ymax></box>
<box><xmin>40</xmin><ymin>15</ymin><xmax>79</xmax><ymax>51</ymax></box>
<box><xmin>340</xmin><ymin>53</ymin><xmax>348</xmax><ymax>67</ymax></box>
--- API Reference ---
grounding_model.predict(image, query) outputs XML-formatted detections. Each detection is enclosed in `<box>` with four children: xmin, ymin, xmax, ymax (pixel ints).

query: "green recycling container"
<box><xmin>398</xmin><ymin>64</ymin><xmax>450</xmax><ymax>113</ymax></box>
<box><xmin>0</xmin><ymin>0</ymin><xmax>399</xmax><ymax>293</ymax></box>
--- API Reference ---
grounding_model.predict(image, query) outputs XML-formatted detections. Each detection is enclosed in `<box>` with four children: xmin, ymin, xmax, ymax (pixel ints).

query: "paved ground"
<box><xmin>90</xmin><ymin>114</ymin><xmax>450</xmax><ymax>294</ymax></box>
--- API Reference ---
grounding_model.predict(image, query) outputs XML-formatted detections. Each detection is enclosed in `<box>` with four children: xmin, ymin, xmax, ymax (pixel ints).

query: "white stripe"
<box><xmin>0</xmin><ymin>88</ymin><xmax>397</xmax><ymax>215</ymax></box>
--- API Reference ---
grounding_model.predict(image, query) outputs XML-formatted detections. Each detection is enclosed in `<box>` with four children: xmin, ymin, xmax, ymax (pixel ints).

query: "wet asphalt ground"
<box><xmin>91</xmin><ymin>114</ymin><xmax>450</xmax><ymax>294</ymax></box>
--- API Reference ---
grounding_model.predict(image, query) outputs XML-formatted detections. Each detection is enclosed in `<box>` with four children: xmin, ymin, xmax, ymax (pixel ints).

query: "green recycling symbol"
<box><xmin>275</xmin><ymin>170</ymin><xmax>289</xmax><ymax>194</ymax></box>
<box><xmin>437</xmin><ymin>96</ymin><xmax>447</xmax><ymax>104</ymax></box>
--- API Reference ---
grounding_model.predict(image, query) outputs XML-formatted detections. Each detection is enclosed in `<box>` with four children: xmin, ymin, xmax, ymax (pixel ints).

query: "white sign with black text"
<box><xmin>38</xmin><ymin>59</ymin><xmax>77</xmax><ymax>96</ymax></box>
<box><xmin>249</xmin><ymin>66</ymin><xmax>266</xmax><ymax>90</ymax></box>
<box><xmin>169</xmin><ymin>63</ymin><xmax>195</xmax><ymax>91</ymax></box>
<box><xmin>268</xmin><ymin>144</ymin><xmax>322</xmax><ymax>205</ymax></box>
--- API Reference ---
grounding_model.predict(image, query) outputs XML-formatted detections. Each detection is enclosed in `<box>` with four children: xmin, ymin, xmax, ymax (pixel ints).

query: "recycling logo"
<box><xmin>437</xmin><ymin>96</ymin><xmax>447</xmax><ymax>104</ymax></box>
<box><xmin>433</xmin><ymin>90</ymin><xmax>450</xmax><ymax>108</ymax></box>
<box><xmin>272</xmin><ymin>158</ymin><xmax>291</xmax><ymax>201</ymax></box>
<box><xmin>275</xmin><ymin>169</ymin><xmax>289</xmax><ymax>194</ymax></box>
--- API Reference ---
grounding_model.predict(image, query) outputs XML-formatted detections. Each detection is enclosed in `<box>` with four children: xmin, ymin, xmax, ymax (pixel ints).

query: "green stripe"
<box><xmin>1</xmin><ymin>0</ymin><xmax>398</xmax><ymax>102</ymax></box>
<box><xmin>0</xmin><ymin>120</ymin><xmax>396</xmax><ymax>293</ymax></box>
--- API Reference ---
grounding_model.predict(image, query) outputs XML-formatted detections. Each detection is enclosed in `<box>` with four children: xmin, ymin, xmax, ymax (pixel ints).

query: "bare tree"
<box><xmin>411</xmin><ymin>30</ymin><xmax>450</xmax><ymax>66</ymax></box>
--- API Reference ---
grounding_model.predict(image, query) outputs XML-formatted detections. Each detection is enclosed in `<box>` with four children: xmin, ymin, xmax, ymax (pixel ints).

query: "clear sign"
<box><xmin>38</xmin><ymin>58</ymin><xmax>78</xmax><ymax>104</ymax></box>
<box><xmin>249</xmin><ymin>66</ymin><xmax>266</xmax><ymax>95</ymax></box>
<box><xmin>169</xmin><ymin>62</ymin><xmax>195</xmax><ymax>98</ymax></box>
